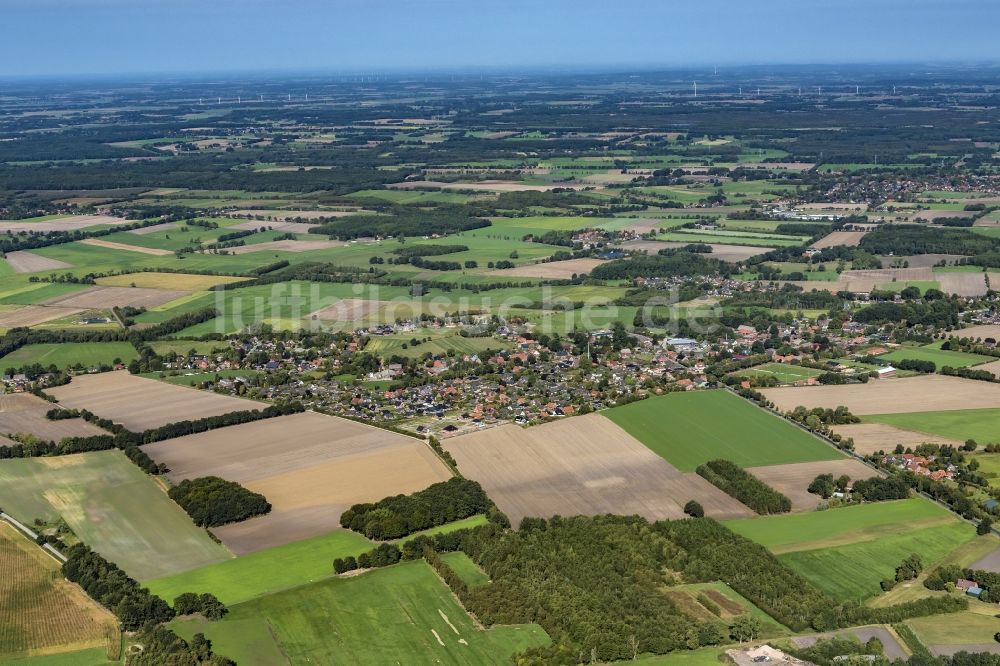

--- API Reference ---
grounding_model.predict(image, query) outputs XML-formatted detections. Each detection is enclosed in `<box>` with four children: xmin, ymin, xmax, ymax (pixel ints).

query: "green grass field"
<box><xmin>724</xmin><ymin>499</ymin><xmax>973</xmax><ymax>601</ymax></box>
<box><xmin>0</xmin><ymin>342</ymin><xmax>137</xmax><ymax>370</ymax></box>
<box><xmin>441</xmin><ymin>551</ymin><xmax>491</xmax><ymax>587</ymax></box>
<box><xmin>865</xmin><ymin>408</ymin><xmax>1000</xmax><ymax>445</ymax></box>
<box><xmin>740</xmin><ymin>363</ymin><xmax>823</xmax><ymax>384</ymax></box>
<box><xmin>906</xmin><ymin>611</ymin><xmax>1000</xmax><ymax>647</ymax></box>
<box><xmin>880</xmin><ymin>345</ymin><xmax>993</xmax><ymax>369</ymax></box>
<box><xmin>146</xmin><ymin>529</ymin><xmax>374</xmax><ymax>605</ymax></box>
<box><xmin>3</xmin><ymin>647</ymin><xmax>115</xmax><ymax>666</ymax></box>
<box><xmin>148</xmin><ymin>515</ymin><xmax>488</xmax><ymax>605</ymax></box>
<box><xmin>0</xmin><ymin>451</ymin><xmax>229</xmax><ymax>580</ymax></box>
<box><xmin>170</xmin><ymin>561</ymin><xmax>550</xmax><ymax>665</ymax></box>
<box><xmin>779</xmin><ymin>521</ymin><xmax>974</xmax><ymax>601</ymax></box>
<box><xmin>604</xmin><ymin>390</ymin><xmax>844</xmax><ymax>471</ymax></box>
<box><xmin>723</xmin><ymin>498</ymin><xmax>956</xmax><ymax>552</ymax></box>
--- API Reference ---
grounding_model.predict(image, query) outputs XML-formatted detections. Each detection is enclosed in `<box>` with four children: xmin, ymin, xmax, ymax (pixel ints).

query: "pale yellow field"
<box><xmin>96</xmin><ymin>272</ymin><xmax>250</xmax><ymax>291</ymax></box>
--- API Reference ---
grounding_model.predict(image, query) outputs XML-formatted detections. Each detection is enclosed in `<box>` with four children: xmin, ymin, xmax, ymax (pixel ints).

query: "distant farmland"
<box><xmin>0</xmin><ymin>522</ymin><xmax>119</xmax><ymax>661</ymax></box>
<box><xmin>604</xmin><ymin>390</ymin><xmax>843</xmax><ymax>471</ymax></box>
<box><xmin>760</xmin><ymin>375</ymin><xmax>1000</xmax><ymax>415</ymax></box>
<box><xmin>47</xmin><ymin>371</ymin><xmax>264</xmax><ymax>431</ymax></box>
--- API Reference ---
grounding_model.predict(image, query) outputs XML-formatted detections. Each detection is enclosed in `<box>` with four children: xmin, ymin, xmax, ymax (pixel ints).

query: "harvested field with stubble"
<box><xmin>831</xmin><ymin>423</ymin><xmax>963</xmax><ymax>455</ymax></box>
<box><xmin>760</xmin><ymin>375</ymin><xmax>1000</xmax><ymax>415</ymax></box>
<box><xmin>42</xmin><ymin>285</ymin><xmax>189</xmax><ymax>309</ymax></box>
<box><xmin>127</xmin><ymin>222</ymin><xmax>178</xmax><ymax>235</ymax></box>
<box><xmin>0</xmin><ymin>305</ymin><xmax>84</xmax><ymax>329</ymax></box>
<box><xmin>442</xmin><ymin>414</ymin><xmax>754</xmax><ymax>528</ymax></box>
<box><xmin>226</xmin><ymin>239</ymin><xmax>346</xmax><ymax>254</ymax></box>
<box><xmin>228</xmin><ymin>220</ymin><xmax>318</xmax><ymax>233</ymax></box>
<box><xmin>810</xmin><ymin>231</ymin><xmax>867</xmax><ymax>248</ymax></box>
<box><xmin>947</xmin><ymin>324</ymin><xmax>1000</xmax><ymax>341</ymax></box>
<box><xmin>0</xmin><ymin>393</ymin><xmax>106</xmax><ymax>441</ymax></box>
<box><xmin>3</xmin><ymin>251</ymin><xmax>72</xmax><ymax>274</ymax></box>
<box><xmin>937</xmin><ymin>271</ymin><xmax>988</xmax><ymax>297</ymax></box>
<box><xmin>96</xmin><ymin>272</ymin><xmax>249</xmax><ymax>291</ymax></box>
<box><xmin>77</xmin><ymin>238</ymin><xmax>172</xmax><ymax>255</ymax></box>
<box><xmin>489</xmin><ymin>258</ymin><xmax>608</xmax><ymax>279</ymax></box>
<box><xmin>47</xmin><ymin>371</ymin><xmax>263</xmax><ymax>431</ymax></box>
<box><xmin>0</xmin><ymin>522</ymin><xmax>119</xmax><ymax>661</ymax></box>
<box><xmin>616</xmin><ymin>239</ymin><xmax>766</xmax><ymax>263</ymax></box>
<box><xmin>308</xmin><ymin>298</ymin><xmax>384</xmax><ymax>322</ymax></box>
<box><xmin>230</xmin><ymin>209</ymin><xmax>356</xmax><ymax>220</ymax></box>
<box><xmin>0</xmin><ymin>215</ymin><xmax>131</xmax><ymax>234</ymax></box>
<box><xmin>747</xmin><ymin>460</ymin><xmax>881</xmax><ymax>512</ymax></box>
<box><xmin>143</xmin><ymin>411</ymin><xmax>453</xmax><ymax>553</ymax></box>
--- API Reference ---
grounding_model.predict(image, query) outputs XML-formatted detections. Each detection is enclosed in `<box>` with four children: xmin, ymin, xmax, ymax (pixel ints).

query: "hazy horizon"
<box><xmin>4</xmin><ymin>0</ymin><xmax>999</xmax><ymax>78</ymax></box>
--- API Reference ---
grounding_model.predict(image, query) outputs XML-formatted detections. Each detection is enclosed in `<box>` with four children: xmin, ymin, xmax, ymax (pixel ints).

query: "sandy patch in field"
<box><xmin>143</xmin><ymin>411</ymin><xmax>451</xmax><ymax>553</ymax></box>
<box><xmin>226</xmin><ymin>220</ymin><xmax>318</xmax><ymax>233</ymax></box>
<box><xmin>443</xmin><ymin>414</ymin><xmax>754</xmax><ymax>527</ymax></box>
<box><xmin>127</xmin><ymin>222</ymin><xmax>178</xmax><ymax>235</ymax></box>
<box><xmin>760</xmin><ymin>375</ymin><xmax>1000</xmax><ymax>415</ymax></box>
<box><xmin>78</xmin><ymin>238</ymin><xmax>172</xmax><ymax>256</ymax></box>
<box><xmin>811</xmin><ymin>231</ymin><xmax>867</xmax><ymax>249</ymax></box>
<box><xmin>489</xmin><ymin>258</ymin><xmax>609</xmax><ymax>279</ymax></box>
<box><xmin>0</xmin><ymin>305</ymin><xmax>85</xmax><ymax>328</ymax></box>
<box><xmin>48</xmin><ymin>371</ymin><xmax>263</xmax><ymax>431</ymax></box>
<box><xmin>225</xmin><ymin>239</ymin><xmax>346</xmax><ymax>254</ymax></box>
<box><xmin>747</xmin><ymin>459</ymin><xmax>881</xmax><ymax>512</ymax></box>
<box><xmin>0</xmin><ymin>215</ymin><xmax>131</xmax><ymax>234</ymax></box>
<box><xmin>0</xmin><ymin>393</ymin><xmax>107</xmax><ymax>441</ymax></box>
<box><xmin>830</xmin><ymin>423</ymin><xmax>963</xmax><ymax>455</ymax></box>
<box><xmin>4</xmin><ymin>251</ymin><xmax>73</xmax><ymax>274</ymax></box>
<box><xmin>43</xmin><ymin>286</ymin><xmax>189</xmax><ymax>309</ymax></box>
<box><xmin>230</xmin><ymin>209</ymin><xmax>356</xmax><ymax>220</ymax></box>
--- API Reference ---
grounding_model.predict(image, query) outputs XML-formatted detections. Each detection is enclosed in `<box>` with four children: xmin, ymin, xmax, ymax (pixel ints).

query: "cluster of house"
<box><xmin>957</xmin><ymin>578</ymin><xmax>987</xmax><ymax>598</ymax></box>
<box><xmin>881</xmin><ymin>453</ymin><xmax>956</xmax><ymax>481</ymax></box>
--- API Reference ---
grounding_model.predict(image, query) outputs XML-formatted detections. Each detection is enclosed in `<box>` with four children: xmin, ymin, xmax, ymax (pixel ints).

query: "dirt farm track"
<box><xmin>443</xmin><ymin>414</ymin><xmax>753</xmax><ymax>527</ymax></box>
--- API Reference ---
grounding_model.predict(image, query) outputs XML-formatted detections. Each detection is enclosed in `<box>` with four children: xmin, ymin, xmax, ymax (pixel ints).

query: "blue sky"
<box><xmin>3</xmin><ymin>0</ymin><xmax>998</xmax><ymax>77</ymax></box>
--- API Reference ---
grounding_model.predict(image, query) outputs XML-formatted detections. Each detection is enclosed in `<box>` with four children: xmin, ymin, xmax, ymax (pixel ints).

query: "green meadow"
<box><xmin>605</xmin><ymin>389</ymin><xmax>843</xmax><ymax>471</ymax></box>
<box><xmin>0</xmin><ymin>342</ymin><xmax>137</xmax><ymax>369</ymax></box>
<box><xmin>170</xmin><ymin>561</ymin><xmax>550</xmax><ymax>666</ymax></box>
<box><xmin>865</xmin><ymin>408</ymin><xmax>1000</xmax><ymax>445</ymax></box>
